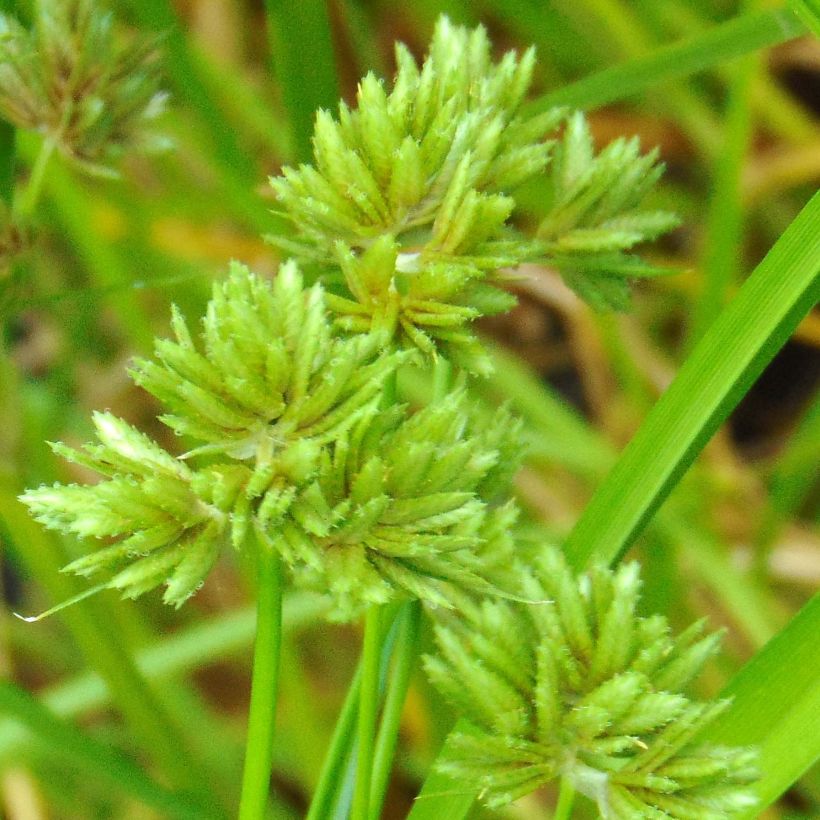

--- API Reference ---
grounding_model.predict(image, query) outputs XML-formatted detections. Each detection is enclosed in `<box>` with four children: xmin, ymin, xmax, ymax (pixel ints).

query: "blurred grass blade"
<box><xmin>790</xmin><ymin>0</ymin><xmax>820</xmax><ymax>35</ymax></box>
<box><xmin>264</xmin><ymin>0</ymin><xmax>339</xmax><ymax>162</ymax></box>
<box><xmin>121</xmin><ymin>0</ymin><xmax>256</xmax><ymax>180</ymax></box>
<box><xmin>0</xmin><ymin>0</ymin><xmax>13</xmax><ymax>205</ymax></box>
<box><xmin>564</xmin><ymin>191</ymin><xmax>820</xmax><ymax>570</ymax></box>
<box><xmin>688</xmin><ymin>49</ymin><xmax>758</xmax><ymax>345</ymax></box>
<box><xmin>528</xmin><ymin>6</ymin><xmax>806</xmax><ymax>112</ymax></box>
<box><xmin>753</xmin><ymin>391</ymin><xmax>820</xmax><ymax>569</ymax></box>
<box><xmin>700</xmin><ymin>592</ymin><xmax>820</xmax><ymax>814</ymax></box>
<box><xmin>0</xmin><ymin>682</ymin><xmax>216</xmax><ymax>820</ymax></box>
<box><xmin>0</xmin><ymin>122</ymin><xmax>13</xmax><ymax>205</ymax></box>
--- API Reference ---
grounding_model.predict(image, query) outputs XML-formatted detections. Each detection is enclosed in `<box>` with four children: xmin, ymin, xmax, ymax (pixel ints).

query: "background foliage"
<box><xmin>0</xmin><ymin>0</ymin><xmax>818</xmax><ymax>818</ymax></box>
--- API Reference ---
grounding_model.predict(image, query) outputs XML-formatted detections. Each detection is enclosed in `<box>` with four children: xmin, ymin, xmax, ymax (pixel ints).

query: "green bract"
<box><xmin>269</xmin><ymin>17</ymin><xmax>677</xmax><ymax>370</ymax></box>
<box><xmin>0</xmin><ymin>0</ymin><xmax>167</xmax><ymax>175</ymax></box>
<box><xmin>424</xmin><ymin>547</ymin><xmax>758</xmax><ymax>817</ymax></box>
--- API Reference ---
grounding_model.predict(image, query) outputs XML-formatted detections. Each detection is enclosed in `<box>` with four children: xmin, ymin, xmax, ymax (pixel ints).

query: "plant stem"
<box><xmin>238</xmin><ymin>544</ymin><xmax>284</xmax><ymax>820</ymax></box>
<box><xmin>351</xmin><ymin>606</ymin><xmax>383</xmax><ymax>820</ymax></box>
<box><xmin>14</xmin><ymin>137</ymin><xmax>56</xmax><ymax>223</ymax></box>
<box><xmin>305</xmin><ymin>663</ymin><xmax>362</xmax><ymax>820</ymax></box>
<box><xmin>369</xmin><ymin>601</ymin><xmax>421</xmax><ymax>820</ymax></box>
<box><xmin>554</xmin><ymin>778</ymin><xmax>576</xmax><ymax>820</ymax></box>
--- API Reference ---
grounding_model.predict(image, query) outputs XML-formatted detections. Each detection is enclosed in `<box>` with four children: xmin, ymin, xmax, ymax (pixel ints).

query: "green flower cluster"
<box><xmin>425</xmin><ymin>547</ymin><xmax>759</xmax><ymax>817</ymax></box>
<box><xmin>0</xmin><ymin>0</ymin><xmax>166</xmax><ymax>176</ymax></box>
<box><xmin>270</xmin><ymin>17</ymin><xmax>677</xmax><ymax>370</ymax></box>
<box><xmin>22</xmin><ymin>264</ymin><xmax>519</xmax><ymax>616</ymax></box>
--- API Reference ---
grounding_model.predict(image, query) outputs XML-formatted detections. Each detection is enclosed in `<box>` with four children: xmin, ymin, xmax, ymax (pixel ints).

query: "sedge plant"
<box><xmin>14</xmin><ymin>10</ymin><xmax>770</xmax><ymax>820</ymax></box>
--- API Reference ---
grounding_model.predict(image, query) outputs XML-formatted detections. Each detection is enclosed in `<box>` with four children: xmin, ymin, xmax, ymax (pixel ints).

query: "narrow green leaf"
<box><xmin>0</xmin><ymin>682</ymin><xmax>216</xmax><ymax>820</ymax></box>
<box><xmin>563</xmin><ymin>191</ymin><xmax>820</xmax><ymax>570</ymax></box>
<box><xmin>264</xmin><ymin>0</ymin><xmax>340</xmax><ymax>162</ymax></box>
<box><xmin>700</xmin><ymin>593</ymin><xmax>820</xmax><ymax>815</ymax></box>
<box><xmin>120</xmin><ymin>0</ymin><xmax>256</xmax><ymax>180</ymax></box>
<box><xmin>688</xmin><ymin>50</ymin><xmax>758</xmax><ymax>346</ymax></box>
<box><xmin>528</xmin><ymin>6</ymin><xmax>806</xmax><ymax>112</ymax></box>
<box><xmin>0</xmin><ymin>122</ymin><xmax>14</xmax><ymax>205</ymax></box>
<box><xmin>406</xmin><ymin>723</ymin><xmax>475</xmax><ymax>820</ymax></box>
<box><xmin>790</xmin><ymin>0</ymin><xmax>820</xmax><ymax>35</ymax></box>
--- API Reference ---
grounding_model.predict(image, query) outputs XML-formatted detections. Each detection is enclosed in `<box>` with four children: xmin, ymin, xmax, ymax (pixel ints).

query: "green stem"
<box><xmin>305</xmin><ymin>664</ymin><xmax>362</xmax><ymax>820</ymax></box>
<box><xmin>13</xmin><ymin>137</ymin><xmax>56</xmax><ymax>223</ymax></box>
<box><xmin>238</xmin><ymin>545</ymin><xmax>284</xmax><ymax>820</ymax></box>
<box><xmin>351</xmin><ymin>606</ymin><xmax>383</xmax><ymax>820</ymax></box>
<box><xmin>553</xmin><ymin>778</ymin><xmax>576</xmax><ymax>820</ymax></box>
<box><xmin>368</xmin><ymin>602</ymin><xmax>421</xmax><ymax>819</ymax></box>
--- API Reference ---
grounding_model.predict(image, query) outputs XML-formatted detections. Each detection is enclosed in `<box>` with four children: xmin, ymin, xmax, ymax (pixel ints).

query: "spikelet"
<box><xmin>0</xmin><ymin>0</ymin><xmax>167</xmax><ymax>175</ymax></box>
<box><xmin>424</xmin><ymin>547</ymin><xmax>759</xmax><ymax>817</ymax></box>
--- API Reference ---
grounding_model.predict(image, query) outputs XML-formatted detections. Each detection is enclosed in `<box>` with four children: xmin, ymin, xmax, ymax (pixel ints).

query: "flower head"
<box><xmin>21</xmin><ymin>262</ymin><xmax>405</xmax><ymax>608</ymax></box>
<box><xmin>280</xmin><ymin>393</ymin><xmax>523</xmax><ymax>620</ymax></box>
<box><xmin>424</xmin><ymin>547</ymin><xmax>759</xmax><ymax>816</ymax></box>
<box><xmin>270</xmin><ymin>17</ymin><xmax>563</xmax><ymax>371</ymax></box>
<box><xmin>269</xmin><ymin>17</ymin><xmax>678</xmax><ymax>369</ymax></box>
<box><xmin>0</xmin><ymin>0</ymin><xmax>167</xmax><ymax>175</ymax></box>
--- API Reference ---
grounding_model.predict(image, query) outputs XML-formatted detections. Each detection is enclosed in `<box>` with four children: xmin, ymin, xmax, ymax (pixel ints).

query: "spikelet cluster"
<box><xmin>131</xmin><ymin>260</ymin><xmax>406</xmax><ymax>460</ymax></box>
<box><xmin>21</xmin><ymin>263</ymin><xmax>521</xmax><ymax>614</ymax></box>
<box><xmin>271</xmin><ymin>18</ymin><xmax>558</xmax><ymax>372</ymax></box>
<box><xmin>269</xmin><ymin>17</ymin><xmax>677</xmax><ymax>369</ymax></box>
<box><xmin>536</xmin><ymin>113</ymin><xmax>680</xmax><ymax>310</ymax></box>
<box><xmin>282</xmin><ymin>394</ymin><xmax>522</xmax><ymax>620</ymax></box>
<box><xmin>424</xmin><ymin>547</ymin><xmax>758</xmax><ymax>817</ymax></box>
<box><xmin>0</xmin><ymin>0</ymin><xmax>166</xmax><ymax>175</ymax></box>
<box><xmin>21</xmin><ymin>263</ymin><xmax>397</xmax><ymax>607</ymax></box>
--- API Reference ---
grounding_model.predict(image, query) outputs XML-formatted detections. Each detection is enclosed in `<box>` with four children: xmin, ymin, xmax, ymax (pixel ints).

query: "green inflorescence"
<box><xmin>270</xmin><ymin>17</ymin><xmax>677</xmax><ymax>371</ymax></box>
<box><xmin>0</xmin><ymin>0</ymin><xmax>167</xmax><ymax>176</ymax></box>
<box><xmin>425</xmin><ymin>546</ymin><xmax>759</xmax><ymax>817</ymax></box>
<box><xmin>22</xmin><ymin>263</ymin><xmax>518</xmax><ymax>615</ymax></box>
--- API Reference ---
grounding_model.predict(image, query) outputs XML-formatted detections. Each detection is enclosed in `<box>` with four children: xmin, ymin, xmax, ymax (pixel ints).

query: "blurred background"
<box><xmin>0</xmin><ymin>0</ymin><xmax>818</xmax><ymax>817</ymax></box>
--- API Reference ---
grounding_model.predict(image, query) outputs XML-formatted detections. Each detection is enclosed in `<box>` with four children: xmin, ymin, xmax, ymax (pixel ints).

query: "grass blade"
<box><xmin>406</xmin><ymin>723</ymin><xmax>475</xmax><ymax>820</ymax></box>
<box><xmin>0</xmin><ymin>122</ymin><xmax>13</xmax><ymax>205</ymax></box>
<box><xmin>264</xmin><ymin>0</ymin><xmax>339</xmax><ymax>162</ymax></box>
<box><xmin>528</xmin><ymin>6</ymin><xmax>805</xmax><ymax>112</ymax></box>
<box><xmin>700</xmin><ymin>592</ymin><xmax>820</xmax><ymax>814</ymax></box>
<box><xmin>0</xmin><ymin>682</ymin><xmax>216</xmax><ymax>820</ymax></box>
<box><xmin>563</xmin><ymin>190</ymin><xmax>820</xmax><ymax>570</ymax></box>
<box><xmin>790</xmin><ymin>0</ymin><xmax>820</xmax><ymax>35</ymax></box>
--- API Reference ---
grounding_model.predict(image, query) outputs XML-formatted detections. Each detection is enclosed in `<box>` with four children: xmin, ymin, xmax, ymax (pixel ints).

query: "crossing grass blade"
<box><xmin>563</xmin><ymin>190</ymin><xmax>820</xmax><ymax>570</ymax></box>
<box><xmin>264</xmin><ymin>0</ymin><xmax>339</xmax><ymax>162</ymax></box>
<box><xmin>700</xmin><ymin>592</ymin><xmax>820</xmax><ymax>815</ymax></box>
<box><xmin>527</xmin><ymin>6</ymin><xmax>806</xmax><ymax>112</ymax></box>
